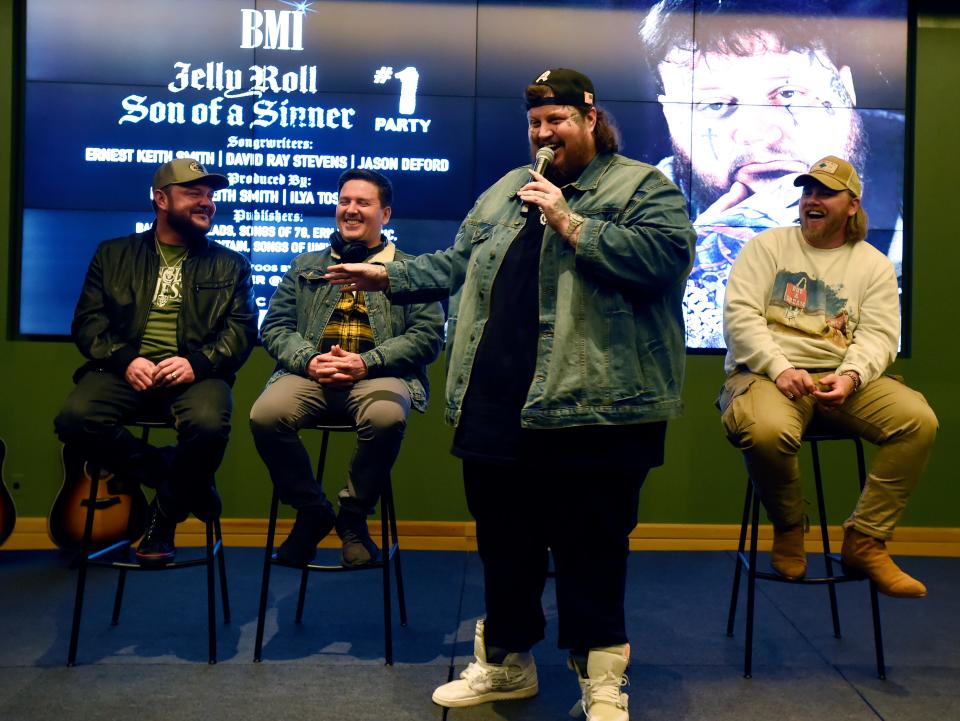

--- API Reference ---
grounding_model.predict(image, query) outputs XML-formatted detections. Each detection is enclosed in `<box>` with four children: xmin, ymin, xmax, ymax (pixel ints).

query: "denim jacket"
<box><xmin>386</xmin><ymin>152</ymin><xmax>696</xmax><ymax>428</ymax></box>
<box><xmin>260</xmin><ymin>243</ymin><xmax>445</xmax><ymax>411</ymax></box>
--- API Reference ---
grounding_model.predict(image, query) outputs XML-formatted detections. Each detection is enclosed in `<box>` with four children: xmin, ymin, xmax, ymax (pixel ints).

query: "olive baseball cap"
<box><xmin>525</xmin><ymin>68</ymin><xmax>596</xmax><ymax>109</ymax></box>
<box><xmin>793</xmin><ymin>155</ymin><xmax>862</xmax><ymax>198</ymax></box>
<box><xmin>152</xmin><ymin>158</ymin><xmax>229</xmax><ymax>192</ymax></box>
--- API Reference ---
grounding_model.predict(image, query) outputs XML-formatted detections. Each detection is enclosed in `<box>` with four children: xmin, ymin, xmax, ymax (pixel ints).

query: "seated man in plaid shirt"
<box><xmin>250</xmin><ymin>169</ymin><xmax>445</xmax><ymax>567</ymax></box>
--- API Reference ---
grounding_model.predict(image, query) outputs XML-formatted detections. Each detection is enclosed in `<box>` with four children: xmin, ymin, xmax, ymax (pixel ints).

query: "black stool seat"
<box><xmin>254</xmin><ymin>423</ymin><xmax>407</xmax><ymax>665</ymax></box>
<box><xmin>726</xmin><ymin>430</ymin><xmax>885</xmax><ymax>679</ymax></box>
<box><xmin>67</xmin><ymin>418</ymin><xmax>230</xmax><ymax>666</ymax></box>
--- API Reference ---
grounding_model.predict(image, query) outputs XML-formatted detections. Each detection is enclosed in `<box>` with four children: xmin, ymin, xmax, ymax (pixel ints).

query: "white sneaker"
<box><xmin>432</xmin><ymin>620</ymin><xmax>539</xmax><ymax>708</ymax></box>
<box><xmin>569</xmin><ymin>644</ymin><xmax>630</xmax><ymax>720</ymax></box>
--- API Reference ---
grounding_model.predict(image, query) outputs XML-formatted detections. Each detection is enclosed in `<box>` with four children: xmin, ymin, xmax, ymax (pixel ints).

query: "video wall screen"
<box><xmin>16</xmin><ymin>0</ymin><xmax>911</xmax><ymax>350</ymax></box>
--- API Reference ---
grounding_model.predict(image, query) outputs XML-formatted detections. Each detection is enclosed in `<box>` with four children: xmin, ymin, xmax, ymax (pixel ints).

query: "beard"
<box><xmin>529</xmin><ymin>139</ymin><xmax>595</xmax><ymax>186</ymax></box>
<box><xmin>800</xmin><ymin>206</ymin><xmax>851</xmax><ymax>245</ymax></box>
<box><xmin>671</xmin><ymin>113</ymin><xmax>867</xmax><ymax>218</ymax></box>
<box><xmin>166</xmin><ymin>206</ymin><xmax>211</xmax><ymax>245</ymax></box>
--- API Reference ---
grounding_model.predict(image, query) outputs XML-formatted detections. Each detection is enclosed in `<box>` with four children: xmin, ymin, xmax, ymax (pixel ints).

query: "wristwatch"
<box><xmin>565</xmin><ymin>212</ymin><xmax>585</xmax><ymax>239</ymax></box>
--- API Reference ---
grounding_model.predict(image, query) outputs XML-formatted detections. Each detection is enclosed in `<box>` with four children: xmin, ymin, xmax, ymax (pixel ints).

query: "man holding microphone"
<box><xmin>327</xmin><ymin>69</ymin><xmax>695</xmax><ymax>719</ymax></box>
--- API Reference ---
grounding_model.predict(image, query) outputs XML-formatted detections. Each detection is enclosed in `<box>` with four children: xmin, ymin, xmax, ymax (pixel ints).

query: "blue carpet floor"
<box><xmin>0</xmin><ymin>548</ymin><xmax>956</xmax><ymax>720</ymax></box>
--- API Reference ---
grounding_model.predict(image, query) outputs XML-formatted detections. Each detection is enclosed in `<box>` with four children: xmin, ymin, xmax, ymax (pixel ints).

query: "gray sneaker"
<box><xmin>335</xmin><ymin>509</ymin><xmax>380</xmax><ymax>567</ymax></box>
<box><xmin>432</xmin><ymin>620</ymin><xmax>538</xmax><ymax>708</ymax></box>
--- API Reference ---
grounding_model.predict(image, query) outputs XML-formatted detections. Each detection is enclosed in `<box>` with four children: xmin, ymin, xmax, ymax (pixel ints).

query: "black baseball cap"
<box><xmin>525</xmin><ymin>68</ymin><xmax>596</xmax><ymax>109</ymax></box>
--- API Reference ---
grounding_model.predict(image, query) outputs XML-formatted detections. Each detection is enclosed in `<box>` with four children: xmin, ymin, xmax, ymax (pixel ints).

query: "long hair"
<box><xmin>847</xmin><ymin>202</ymin><xmax>869</xmax><ymax>243</ymax></box>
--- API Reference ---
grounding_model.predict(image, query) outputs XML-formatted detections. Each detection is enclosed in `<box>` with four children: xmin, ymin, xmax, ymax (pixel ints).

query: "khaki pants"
<box><xmin>250</xmin><ymin>374</ymin><xmax>411</xmax><ymax>516</ymax></box>
<box><xmin>720</xmin><ymin>371</ymin><xmax>937</xmax><ymax>539</ymax></box>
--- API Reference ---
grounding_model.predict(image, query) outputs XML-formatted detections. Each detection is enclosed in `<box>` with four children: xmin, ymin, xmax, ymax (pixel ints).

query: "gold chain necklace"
<box><xmin>154</xmin><ymin>236</ymin><xmax>186</xmax><ymax>307</ymax></box>
<box><xmin>155</xmin><ymin>235</ymin><xmax>187</xmax><ymax>269</ymax></box>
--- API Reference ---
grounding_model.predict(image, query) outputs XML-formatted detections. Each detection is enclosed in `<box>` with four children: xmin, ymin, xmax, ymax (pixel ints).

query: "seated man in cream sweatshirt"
<box><xmin>719</xmin><ymin>155</ymin><xmax>936</xmax><ymax>597</ymax></box>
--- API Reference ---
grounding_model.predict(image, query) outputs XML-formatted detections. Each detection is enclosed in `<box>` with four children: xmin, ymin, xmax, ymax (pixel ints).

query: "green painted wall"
<box><xmin>2</xmin><ymin>3</ymin><xmax>958</xmax><ymax>527</ymax></box>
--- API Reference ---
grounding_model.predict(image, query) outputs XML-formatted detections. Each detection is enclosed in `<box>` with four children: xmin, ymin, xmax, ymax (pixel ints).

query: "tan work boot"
<box><xmin>569</xmin><ymin>644</ymin><xmax>630</xmax><ymax>720</ymax></box>
<box><xmin>771</xmin><ymin>523</ymin><xmax>806</xmax><ymax>580</ymax></box>
<box><xmin>841</xmin><ymin>527</ymin><xmax>927</xmax><ymax>598</ymax></box>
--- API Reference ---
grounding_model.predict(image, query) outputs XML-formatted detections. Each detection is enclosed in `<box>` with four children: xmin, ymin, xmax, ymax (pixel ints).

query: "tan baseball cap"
<box><xmin>152</xmin><ymin>158</ymin><xmax>229</xmax><ymax>192</ymax></box>
<box><xmin>793</xmin><ymin>155</ymin><xmax>862</xmax><ymax>198</ymax></box>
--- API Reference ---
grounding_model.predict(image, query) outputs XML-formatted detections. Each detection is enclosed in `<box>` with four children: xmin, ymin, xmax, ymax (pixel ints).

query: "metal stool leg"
<box><xmin>744</xmin><ymin>484</ymin><xmax>761</xmax><ymax>679</ymax></box>
<box><xmin>729</xmin><ymin>433</ymin><xmax>890</xmax><ymax>678</ymax></box>
<box><xmin>295</xmin><ymin>569</ymin><xmax>310</xmax><ymax>623</ymax></box>
<box><xmin>869</xmin><ymin>580</ymin><xmax>886</xmax><ymax>679</ymax></box>
<box><xmin>214</xmin><ymin>518</ymin><xmax>230</xmax><ymax>623</ymax></box>
<box><xmin>111</xmin><ymin>569</ymin><xmax>128</xmax><ymax>625</ymax></box>
<box><xmin>386</xmin><ymin>481</ymin><xmax>407</xmax><ymax>627</ymax></box>
<box><xmin>850</xmin><ymin>438</ymin><xmax>886</xmax><ymax>679</ymax></box>
<box><xmin>105</xmin><ymin>423</ymin><xmax>141</xmax><ymax>629</ymax></box>
<box><xmin>67</xmin><ymin>461</ymin><xmax>102</xmax><ymax>666</ymax></box>
<box><xmin>727</xmin><ymin>480</ymin><xmax>752</xmax><ymax>637</ymax></box>
<box><xmin>65</xmin><ymin>421</ymin><xmax>235</xmax><ymax>665</ymax></box>
<box><xmin>206</xmin><ymin>519</ymin><xmax>217</xmax><ymax>664</ymax></box>
<box><xmin>258</xmin><ymin>425</ymin><xmax>410</xmax><ymax>664</ymax></box>
<box><xmin>254</xmin><ymin>490</ymin><xmax>281</xmax><ymax>662</ymax></box>
<box><xmin>381</xmin><ymin>489</ymin><xmax>393</xmax><ymax>666</ymax></box>
<box><xmin>295</xmin><ymin>428</ymin><xmax>332</xmax><ymax>624</ymax></box>
<box><xmin>810</xmin><ymin>440</ymin><xmax>842</xmax><ymax>638</ymax></box>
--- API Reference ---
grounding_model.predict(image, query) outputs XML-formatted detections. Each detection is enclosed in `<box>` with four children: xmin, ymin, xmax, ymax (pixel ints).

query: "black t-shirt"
<box><xmin>452</xmin><ymin>211</ymin><xmax>667</xmax><ymax>472</ymax></box>
<box><xmin>453</xmin><ymin>210</ymin><xmax>541</xmax><ymax>463</ymax></box>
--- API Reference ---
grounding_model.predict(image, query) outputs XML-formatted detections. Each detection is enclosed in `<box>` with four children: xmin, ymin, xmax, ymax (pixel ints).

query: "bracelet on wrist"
<box><xmin>840</xmin><ymin>370</ymin><xmax>861</xmax><ymax>392</ymax></box>
<box><xmin>564</xmin><ymin>212</ymin><xmax>585</xmax><ymax>240</ymax></box>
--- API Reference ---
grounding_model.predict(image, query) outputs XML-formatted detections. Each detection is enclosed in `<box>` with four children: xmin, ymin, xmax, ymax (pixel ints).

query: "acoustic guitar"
<box><xmin>48</xmin><ymin>444</ymin><xmax>148</xmax><ymax>551</ymax></box>
<box><xmin>0</xmin><ymin>440</ymin><xmax>16</xmax><ymax>547</ymax></box>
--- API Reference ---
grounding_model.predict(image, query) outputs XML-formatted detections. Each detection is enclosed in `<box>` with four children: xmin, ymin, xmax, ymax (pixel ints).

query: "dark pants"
<box><xmin>54</xmin><ymin>370</ymin><xmax>233</xmax><ymax>521</ymax></box>
<box><xmin>463</xmin><ymin>459</ymin><xmax>648</xmax><ymax>654</ymax></box>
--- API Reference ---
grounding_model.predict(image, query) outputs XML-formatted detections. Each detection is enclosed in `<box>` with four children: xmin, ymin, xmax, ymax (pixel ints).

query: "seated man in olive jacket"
<box><xmin>55</xmin><ymin>158</ymin><xmax>258</xmax><ymax>565</ymax></box>
<box><xmin>250</xmin><ymin>168</ymin><xmax>444</xmax><ymax>567</ymax></box>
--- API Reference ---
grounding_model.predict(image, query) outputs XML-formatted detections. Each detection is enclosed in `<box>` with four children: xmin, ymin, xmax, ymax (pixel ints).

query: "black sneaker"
<box><xmin>136</xmin><ymin>499</ymin><xmax>177</xmax><ymax>566</ymax></box>
<box><xmin>335</xmin><ymin>509</ymin><xmax>380</xmax><ymax>567</ymax></box>
<box><xmin>276</xmin><ymin>504</ymin><xmax>336</xmax><ymax>567</ymax></box>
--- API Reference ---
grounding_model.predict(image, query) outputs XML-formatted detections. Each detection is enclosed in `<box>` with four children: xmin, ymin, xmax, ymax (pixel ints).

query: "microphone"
<box><xmin>520</xmin><ymin>145</ymin><xmax>555</xmax><ymax>216</ymax></box>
